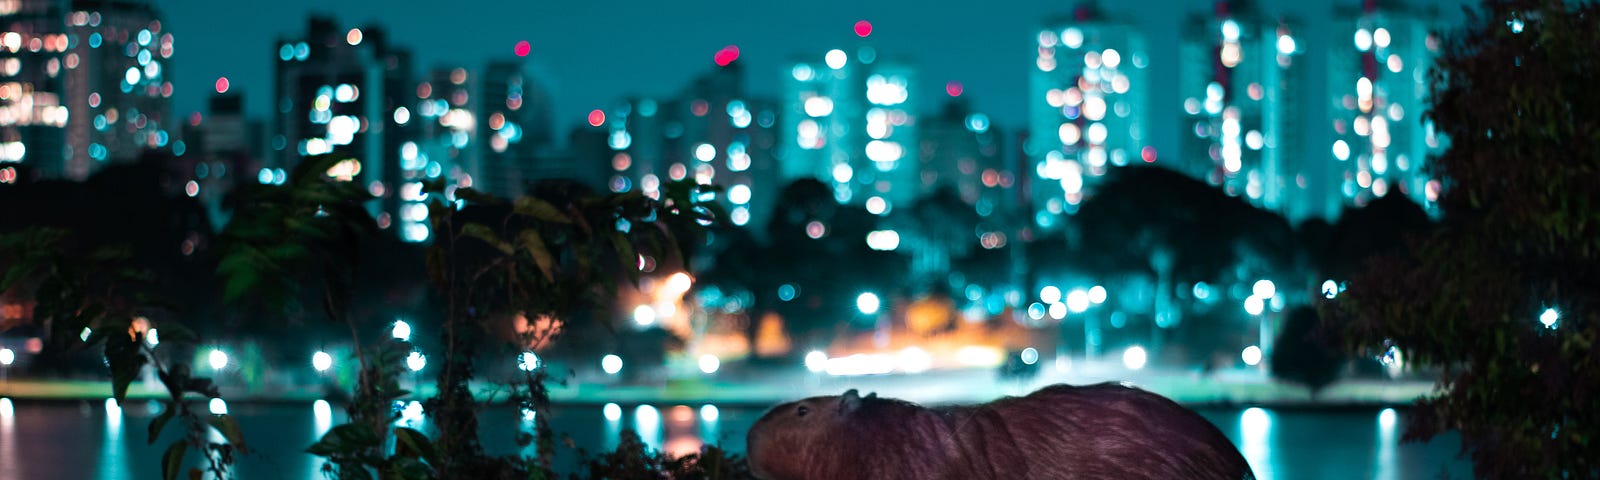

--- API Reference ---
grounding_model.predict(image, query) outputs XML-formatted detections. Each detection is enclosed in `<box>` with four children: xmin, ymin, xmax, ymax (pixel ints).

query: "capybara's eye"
<box><xmin>796</xmin><ymin>405</ymin><xmax>810</xmax><ymax>417</ymax></box>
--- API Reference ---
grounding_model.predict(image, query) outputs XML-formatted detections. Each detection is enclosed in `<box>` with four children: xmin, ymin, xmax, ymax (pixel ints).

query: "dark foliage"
<box><xmin>570</xmin><ymin>430</ymin><xmax>754</xmax><ymax>480</ymax></box>
<box><xmin>1329</xmin><ymin>0</ymin><xmax>1600</xmax><ymax>476</ymax></box>
<box><xmin>1269</xmin><ymin>306</ymin><xmax>1345</xmax><ymax>395</ymax></box>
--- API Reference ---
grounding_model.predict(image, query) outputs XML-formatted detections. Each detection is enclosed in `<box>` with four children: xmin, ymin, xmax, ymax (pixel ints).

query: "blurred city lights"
<box><xmin>824</xmin><ymin>49</ymin><xmax>847</xmax><ymax>69</ymax></box>
<box><xmin>1088</xmin><ymin>285</ymin><xmax>1107</xmax><ymax>304</ymax></box>
<box><xmin>1378</xmin><ymin>408</ymin><xmax>1397</xmax><ymax>429</ymax></box>
<box><xmin>1020</xmin><ymin>347</ymin><xmax>1039</xmax><ymax>365</ymax></box>
<box><xmin>1244</xmin><ymin>296</ymin><xmax>1265</xmax><ymax>316</ymax></box>
<box><xmin>866</xmin><ymin>230</ymin><xmax>900</xmax><ymax>251</ymax></box>
<box><xmin>1122</xmin><ymin>346</ymin><xmax>1147</xmax><ymax>370</ymax></box>
<box><xmin>513</xmin><ymin>40</ymin><xmax>531</xmax><ymax>57</ymax></box>
<box><xmin>1322</xmin><ymin>279</ymin><xmax>1339</xmax><ymax>299</ymax></box>
<box><xmin>146</xmin><ymin>329</ymin><xmax>159</xmax><ymax>347</ymax></box>
<box><xmin>633</xmin><ymin>305</ymin><xmax>657</xmax><ymax>327</ymax></box>
<box><xmin>208</xmin><ymin>349</ymin><xmax>228</xmax><ymax>370</ymax></box>
<box><xmin>804</xmin><ymin>351</ymin><xmax>828</xmax><ymax>373</ymax></box>
<box><xmin>854</xmin><ymin>20</ymin><xmax>873</xmax><ymax>37</ymax></box>
<box><xmin>1540</xmin><ymin>308</ymin><xmax>1559</xmax><ymax>329</ymax></box>
<box><xmin>602</xmin><ymin>354</ymin><xmax>623</xmax><ymax>375</ymax></box>
<box><xmin>406</xmin><ymin>351</ymin><xmax>426</xmax><ymax>372</ymax></box>
<box><xmin>312</xmin><ymin>351</ymin><xmax>333</xmax><ymax>372</ymax></box>
<box><xmin>1252</xmin><ymin>280</ymin><xmax>1276</xmax><ymax>299</ymax></box>
<box><xmin>856</xmin><ymin>292</ymin><xmax>881</xmax><ymax>315</ymax></box>
<box><xmin>898</xmin><ymin>346</ymin><xmax>933</xmax><ymax>373</ymax></box>
<box><xmin>1066</xmin><ymin>289</ymin><xmax>1090</xmax><ymax>313</ymax></box>
<box><xmin>1040</xmin><ymin>286</ymin><xmax>1061</xmax><ymax>304</ymax></box>
<box><xmin>1242</xmin><ymin>345</ymin><xmax>1262</xmax><ymax>366</ymax></box>
<box><xmin>519</xmin><ymin>352</ymin><xmax>541</xmax><ymax>372</ymax></box>
<box><xmin>697</xmin><ymin>354</ymin><xmax>720</xmax><ymax>374</ymax></box>
<box><xmin>603</xmin><ymin>403</ymin><xmax>622</xmax><ymax>421</ymax></box>
<box><xmin>208</xmin><ymin>398</ymin><xmax>228</xmax><ymax>415</ymax></box>
<box><xmin>0</xmin><ymin>348</ymin><xmax>13</xmax><ymax>366</ymax></box>
<box><xmin>392</xmin><ymin>320</ymin><xmax>412</xmax><ymax>341</ymax></box>
<box><xmin>700</xmin><ymin>404</ymin><xmax>719</xmax><ymax>422</ymax></box>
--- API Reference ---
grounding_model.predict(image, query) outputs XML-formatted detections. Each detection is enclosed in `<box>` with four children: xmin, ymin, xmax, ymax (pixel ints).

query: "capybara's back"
<box><xmin>747</xmin><ymin>383</ymin><xmax>1254</xmax><ymax>480</ymax></box>
<box><xmin>945</xmin><ymin>383</ymin><xmax>1252</xmax><ymax>479</ymax></box>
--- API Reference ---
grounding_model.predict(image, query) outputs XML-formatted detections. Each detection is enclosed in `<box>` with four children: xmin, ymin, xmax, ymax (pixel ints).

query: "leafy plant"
<box><xmin>1328</xmin><ymin>0</ymin><xmax>1600</xmax><ymax>476</ymax></box>
<box><xmin>1</xmin><ymin>227</ymin><xmax>240</xmax><ymax>480</ymax></box>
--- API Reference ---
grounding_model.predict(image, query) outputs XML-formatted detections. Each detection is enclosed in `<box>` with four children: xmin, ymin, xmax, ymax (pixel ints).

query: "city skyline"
<box><xmin>159</xmin><ymin>0</ymin><xmax>1474</xmax><ymax>152</ymax></box>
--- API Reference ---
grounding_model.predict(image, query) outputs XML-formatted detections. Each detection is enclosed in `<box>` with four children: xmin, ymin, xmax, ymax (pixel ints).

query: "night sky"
<box><xmin>161</xmin><ymin>0</ymin><xmax>1472</xmax><ymax>156</ymax></box>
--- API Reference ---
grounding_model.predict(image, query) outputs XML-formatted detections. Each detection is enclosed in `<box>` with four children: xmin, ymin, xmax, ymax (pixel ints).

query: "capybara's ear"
<box><xmin>840</xmin><ymin>389</ymin><xmax>862</xmax><ymax>414</ymax></box>
<box><xmin>865</xmin><ymin>392</ymin><xmax>878</xmax><ymax>400</ymax></box>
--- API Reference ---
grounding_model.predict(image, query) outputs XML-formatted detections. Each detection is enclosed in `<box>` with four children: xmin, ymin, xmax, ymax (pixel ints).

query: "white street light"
<box><xmin>804</xmin><ymin>351</ymin><xmax>828</xmax><ymax>373</ymax></box>
<box><xmin>392</xmin><ymin>320</ymin><xmax>412</xmax><ymax>341</ymax></box>
<box><xmin>312</xmin><ymin>351</ymin><xmax>333</xmax><ymax>372</ymax></box>
<box><xmin>1242</xmin><ymin>345</ymin><xmax>1263</xmax><ymax>366</ymax></box>
<box><xmin>1122</xmin><ymin>346</ymin><xmax>1148</xmax><ymax>370</ymax></box>
<box><xmin>601</xmin><ymin>354</ymin><xmax>623</xmax><ymax>375</ymax></box>
<box><xmin>1066</xmin><ymin>289</ymin><xmax>1090</xmax><ymax>313</ymax></box>
<box><xmin>145</xmin><ymin>329</ymin><xmax>160</xmax><ymax>347</ymax></box>
<box><xmin>1244</xmin><ymin>296</ymin><xmax>1265</xmax><ymax>316</ymax></box>
<box><xmin>406</xmin><ymin>351</ymin><xmax>426</xmax><ymax>372</ymax></box>
<box><xmin>1252</xmin><ymin>280</ymin><xmax>1276</xmax><ymax>299</ymax></box>
<box><xmin>856</xmin><ymin>292</ymin><xmax>881</xmax><ymax>315</ymax></box>
<box><xmin>698</xmin><ymin>354</ymin><xmax>720</xmax><ymax>374</ymax></box>
<box><xmin>1540</xmin><ymin>308</ymin><xmax>1560</xmax><ymax>329</ymax></box>
<box><xmin>208</xmin><ymin>349</ymin><xmax>228</xmax><ymax>370</ymax></box>
<box><xmin>1088</xmin><ymin>285</ymin><xmax>1107</xmax><ymax>304</ymax></box>
<box><xmin>518</xmin><ymin>352</ymin><xmax>541</xmax><ymax>371</ymax></box>
<box><xmin>0</xmin><ymin>348</ymin><xmax>13</xmax><ymax>366</ymax></box>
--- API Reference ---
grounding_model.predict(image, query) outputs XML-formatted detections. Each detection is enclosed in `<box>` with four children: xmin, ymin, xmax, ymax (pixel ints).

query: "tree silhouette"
<box><xmin>1329</xmin><ymin>1</ymin><xmax>1600</xmax><ymax>476</ymax></box>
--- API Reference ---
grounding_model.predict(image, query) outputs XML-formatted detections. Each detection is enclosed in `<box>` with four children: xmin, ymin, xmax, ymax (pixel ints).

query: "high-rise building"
<box><xmin>601</xmin><ymin>61</ymin><xmax>782</xmax><ymax>230</ymax></box>
<box><xmin>1027</xmin><ymin>4</ymin><xmax>1150</xmax><ymax>227</ymax></box>
<box><xmin>62</xmin><ymin>0</ymin><xmax>175</xmax><ymax>180</ymax></box>
<box><xmin>917</xmin><ymin>96</ymin><xmax>1011</xmax><ymax>215</ymax></box>
<box><xmin>0</xmin><ymin>0</ymin><xmax>70</xmax><ymax>180</ymax></box>
<box><xmin>780</xmin><ymin>25</ymin><xmax>919</xmax><ymax>213</ymax></box>
<box><xmin>1326</xmin><ymin>0</ymin><xmax>1444</xmax><ymax>215</ymax></box>
<box><xmin>271</xmin><ymin>17</ymin><xmax>418</xmax><ymax>239</ymax></box>
<box><xmin>411</xmin><ymin>66</ymin><xmax>477</xmax><ymax>192</ymax></box>
<box><xmin>1177</xmin><ymin>1</ymin><xmax>1312</xmax><ymax>220</ymax></box>
<box><xmin>476</xmin><ymin>59</ymin><xmax>552</xmax><ymax>198</ymax></box>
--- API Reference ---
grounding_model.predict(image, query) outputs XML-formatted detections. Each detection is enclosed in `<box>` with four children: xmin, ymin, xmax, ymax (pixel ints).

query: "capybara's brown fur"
<box><xmin>746</xmin><ymin>383</ymin><xmax>1253</xmax><ymax>480</ymax></box>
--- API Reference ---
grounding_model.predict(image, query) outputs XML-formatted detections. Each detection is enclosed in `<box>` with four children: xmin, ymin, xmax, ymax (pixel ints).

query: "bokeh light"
<box><xmin>514</xmin><ymin>40</ymin><xmax>531</xmax><ymax>57</ymax></box>
<box><xmin>854</xmin><ymin>20</ymin><xmax>873</xmax><ymax>37</ymax></box>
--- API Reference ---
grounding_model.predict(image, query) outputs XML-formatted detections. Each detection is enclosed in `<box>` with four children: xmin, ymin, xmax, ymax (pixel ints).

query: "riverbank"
<box><xmin>0</xmin><ymin>364</ymin><xmax>1437</xmax><ymax>407</ymax></box>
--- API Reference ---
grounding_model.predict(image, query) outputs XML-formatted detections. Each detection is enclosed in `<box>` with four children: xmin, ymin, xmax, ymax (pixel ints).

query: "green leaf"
<box><xmin>147</xmin><ymin>406</ymin><xmax>176</xmax><ymax>444</ymax></box>
<box><xmin>307</xmin><ymin>423</ymin><xmax>382</xmax><ymax>457</ymax></box>
<box><xmin>208</xmin><ymin>414</ymin><xmax>246</xmax><ymax>450</ymax></box>
<box><xmin>461</xmin><ymin>223</ymin><xmax>514</xmax><ymax>255</ymax></box>
<box><xmin>513</xmin><ymin>197</ymin><xmax>572</xmax><ymax>224</ymax></box>
<box><xmin>610</xmin><ymin>233</ymin><xmax>639</xmax><ymax>286</ymax></box>
<box><xmin>453</xmin><ymin>187</ymin><xmax>503</xmax><ymax>206</ymax></box>
<box><xmin>393</xmin><ymin>427</ymin><xmax>440</xmax><ymax>465</ymax></box>
<box><xmin>161</xmin><ymin>440</ymin><xmax>186</xmax><ymax>480</ymax></box>
<box><xmin>101</xmin><ymin>329</ymin><xmax>146</xmax><ymax>402</ymax></box>
<box><xmin>518</xmin><ymin>230</ymin><xmax>556</xmax><ymax>283</ymax></box>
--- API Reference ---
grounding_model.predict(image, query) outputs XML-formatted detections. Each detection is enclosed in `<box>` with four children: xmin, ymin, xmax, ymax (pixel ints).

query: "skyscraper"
<box><xmin>601</xmin><ymin>61</ymin><xmax>782</xmax><ymax>230</ymax></box>
<box><xmin>1326</xmin><ymin>0</ymin><xmax>1443</xmax><ymax>215</ymax></box>
<box><xmin>271</xmin><ymin>17</ymin><xmax>417</xmax><ymax>238</ymax></box>
<box><xmin>780</xmin><ymin>24</ymin><xmax>919</xmax><ymax>213</ymax></box>
<box><xmin>63</xmin><ymin>0</ymin><xmax>175</xmax><ymax>179</ymax></box>
<box><xmin>917</xmin><ymin>96</ymin><xmax>1010</xmax><ymax>216</ymax></box>
<box><xmin>0</xmin><ymin>0</ymin><xmax>70</xmax><ymax>180</ymax></box>
<box><xmin>477</xmin><ymin>59</ymin><xmax>552</xmax><ymax>199</ymax></box>
<box><xmin>1177</xmin><ymin>1</ymin><xmax>1312</xmax><ymax>220</ymax></box>
<box><xmin>1027</xmin><ymin>4</ymin><xmax>1150</xmax><ymax>227</ymax></box>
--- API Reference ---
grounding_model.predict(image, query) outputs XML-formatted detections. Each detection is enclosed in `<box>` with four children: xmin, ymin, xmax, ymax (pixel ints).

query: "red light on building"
<box><xmin>587</xmin><ymin>109</ymin><xmax>606</xmax><ymax>127</ymax></box>
<box><xmin>946</xmin><ymin>81</ymin><xmax>964</xmax><ymax>97</ymax></box>
<box><xmin>514</xmin><ymin>40</ymin><xmax>531</xmax><ymax>57</ymax></box>
<box><xmin>854</xmin><ymin>20</ymin><xmax>873</xmax><ymax>37</ymax></box>
<box><xmin>714</xmin><ymin>45</ymin><xmax>740</xmax><ymax>66</ymax></box>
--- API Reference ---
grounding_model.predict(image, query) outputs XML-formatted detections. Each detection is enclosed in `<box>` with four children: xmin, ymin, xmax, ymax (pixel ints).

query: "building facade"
<box><xmin>1027</xmin><ymin>4</ymin><xmax>1150</xmax><ymax>227</ymax></box>
<box><xmin>0</xmin><ymin>0</ymin><xmax>70</xmax><ymax>180</ymax></box>
<box><xmin>780</xmin><ymin>33</ymin><xmax>919</xmax><ymax>213</ymax></box>
<box><xmin>1177</xmin><ymin>1</ymin><xmax>1314</xmax><ymax>221</ymax></box>
<box><xmin>1326</xmin><ymin>1</ymin><xmax>1444</xmax><ymax>215</ymax></box>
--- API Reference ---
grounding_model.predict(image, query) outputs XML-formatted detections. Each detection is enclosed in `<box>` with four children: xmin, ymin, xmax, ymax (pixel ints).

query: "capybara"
<box><xmin>746</xmin><ymin>383</ymin><xmax>1253</xmax><ymax>480</ymax></box>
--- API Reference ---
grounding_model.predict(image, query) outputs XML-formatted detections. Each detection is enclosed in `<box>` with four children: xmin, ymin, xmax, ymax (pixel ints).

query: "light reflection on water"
<box><xmin>100</xmin><ymin>399</ymin><xmax>125</xmax><ymax>480</ymax></box>
<box><xmin>1239</xmin><ymin>407</ymin><xmax>1273</xmax><ymax>479</ymax></box>
<box><xmin>1</xmin><ymin>398</ymin><xmax>16</xmax><ymax>480</ymax></box>
<box><xmin>0</xmin><ymin>401</ymin><xmax>1472</xmax><ymax>479</ymax></box>
<box><xmin>1376</xmin><ymin>408</ymin><xmax>1398</xmax><ymax>480</ymax></box>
